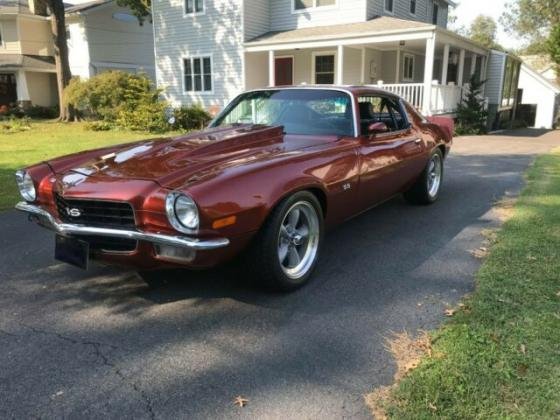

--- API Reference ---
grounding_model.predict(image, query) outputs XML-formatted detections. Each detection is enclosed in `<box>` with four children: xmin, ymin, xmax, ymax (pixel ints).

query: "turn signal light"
<box><xmin>212</xmin><ymin>215</ymin><xmax>237</xmax><ymax>229</ymax></box>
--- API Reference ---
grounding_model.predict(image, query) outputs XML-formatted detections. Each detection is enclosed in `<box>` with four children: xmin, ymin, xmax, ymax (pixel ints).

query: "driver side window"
<box><xmin>358</xmin><ymin>95</ymin><xmax>410</xmax><ymax>134</ymax></box>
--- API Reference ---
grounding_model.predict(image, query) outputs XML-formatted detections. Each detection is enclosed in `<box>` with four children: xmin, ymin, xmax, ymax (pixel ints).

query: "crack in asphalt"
<box><xmin>18</xmin><ymin>324</ymin><xmax>156</xmax><ymax>420</ymax></box>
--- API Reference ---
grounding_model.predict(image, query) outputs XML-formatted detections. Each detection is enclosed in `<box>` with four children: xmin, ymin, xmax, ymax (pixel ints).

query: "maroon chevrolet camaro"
<box><xmin>15</xmin><ymin>86</ymin><xmax>453</xmax><ymax>291</ymax></box>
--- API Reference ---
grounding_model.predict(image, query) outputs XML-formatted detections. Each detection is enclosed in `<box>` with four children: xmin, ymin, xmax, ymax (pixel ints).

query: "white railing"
<box><xmin>370</xmin><ymin>81</ymin><xmax>465</xmax><ymax>115</ymax></box>
<box><xmin>374</xmin><ymin>82</ymin><xmax>424</xmax><ymax>109</ymax></box>
<box><xmin>431</xmin><ymin>84</ymin><xmax>463</xmax><ymax>114</ymax></box>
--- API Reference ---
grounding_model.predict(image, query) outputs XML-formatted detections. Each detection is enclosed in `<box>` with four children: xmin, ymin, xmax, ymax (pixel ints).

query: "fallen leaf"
<box><xmin>556</xmin><ymin>291</ymin><xmax>560</xmax><ymax>297</ymax></box>
<box><xmin>520</xmin><ymin>344</ymin><xmax>526</xmax><ymax>355</ymax></box>
<box><xmin>444</xmin><ymin>308</ymin><xmax>456</xmax><ymax>317</ymax></box>
<box><xmin>234</xmin><ymin>396</ymin><xmax>248</xmax><ymax>408</ymax></box>
<box><xmin>428</xmin><ymin>402</ymin><xmax>437</xmax><ymax>412</ymax></box>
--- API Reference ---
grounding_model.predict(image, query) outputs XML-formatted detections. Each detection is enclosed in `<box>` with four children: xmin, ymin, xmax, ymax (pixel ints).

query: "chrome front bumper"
<box><xmin>15</xmin><ymin>202</ymin><xmax>229</xmax><ymax>251</ymax></box>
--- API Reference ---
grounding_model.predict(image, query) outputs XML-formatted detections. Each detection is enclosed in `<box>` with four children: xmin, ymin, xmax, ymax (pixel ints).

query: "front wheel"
<box><xmin>247</xmin><ymin>191</ymin><xmax>323</xmax><ymax>292</ymax></box>
<box><xmin>403</xmin><ymin>149</ymin><xmax>444</xmax><ymax>205</ymax></box>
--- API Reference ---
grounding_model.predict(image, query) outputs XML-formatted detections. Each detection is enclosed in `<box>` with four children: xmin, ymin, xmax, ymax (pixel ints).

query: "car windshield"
<box><xmin>211</xmin><ymin>89</ymin><xmax>355</xmax><ymax>137</ymax></box>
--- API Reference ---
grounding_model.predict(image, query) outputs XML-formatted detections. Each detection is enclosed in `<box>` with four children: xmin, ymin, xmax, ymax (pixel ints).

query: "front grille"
<box><xmin>55</xmin><ymin>194</ymin><xmax>136</xmax><ymax>230</ymax></box>
<box><xmin>80</xmin><ymin>235</ymin><xmax>138</xmax><ymax>253</ymax></box>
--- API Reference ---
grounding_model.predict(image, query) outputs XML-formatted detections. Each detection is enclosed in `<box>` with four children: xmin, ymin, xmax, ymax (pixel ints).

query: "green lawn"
<box><xmin>376</xmin><ymin>148</ymin><xmax>560</xmax><ymax>418</ymax></box>
<box><xmin>0</xmin><ymin>121</ymin><xmax>170</xmax><ymax>211</ymax></box>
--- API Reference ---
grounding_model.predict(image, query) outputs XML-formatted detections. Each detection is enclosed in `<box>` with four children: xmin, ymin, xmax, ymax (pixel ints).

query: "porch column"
<box><xmin>440</xmin><ymin>43</ymin><xmax>450</xmax><ymax>85</ymax></box>
<box><xmin>395</xmin><ymin>45</ymin><xmax>401</xmax><ymax>83</ymax></box>
<box><xmin>15</xmin><ymin>70</ymin><xmax>30</xmax><ymax>102</ymax></box>
<box><xmin>481</xmin><ymin>55</ymin><xmax>487</xmax><ymax>80</ymax></box>
<box><xmin>268</xmin><ymin>50</ymin><xmax>275</xmax><ymax>87</ymax></box>
<box><xmin>470</xmin><ymin>53</ymin><xmax>477</xmax><ymax>77</ymax></box>
<box><xmin>422</xmin><ymin>34</ymin><xmax>436</xmax><ymax>115</ymax></box>
<box><xmin>360</xmin><ymin>47</ymin><xmax>366</xmax><ymax>84</ymax></box>
<box><xmin>337</xmin><ymin>44</ymin><xmax>344</xmax><ymax>85</ymax></box>
<box><xmin>457</xmin><ymin>49</ymin><xmax>466</xmax><ymax>86</ymax></box>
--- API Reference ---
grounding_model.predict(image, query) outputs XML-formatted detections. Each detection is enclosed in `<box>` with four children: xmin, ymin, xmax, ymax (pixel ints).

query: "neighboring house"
<box><xmin>153</xmin><ymin>0</ymin><xmax>521</xmax><ymax>122</ymax></box>
<box><xmin>66</xmin><ymin>0</ymin><xmax>155</xmax><ymax>80</ymax></box>
<box><xmin>0</xmin><ymin>0</ymin><xmax>58</xmax><ymax>107</ymax></box>
<box><xmin>0</xmin><ymin>0</ymin><xmax>154</xmax><ymax>108</ymax></box>
<box><xmin>518</xmin><ymin>62</ymin><xmax>560</xmax><ymax>129</ymax></box>
<box><xmin>485</xmin><ymin>50</ymin><xmax>522</xmax><ymax>131</ymax></box>
<box><xmin>520</xmin><ymin>55</ymin><xmax>559</xmax><ymax>86</ymax></box>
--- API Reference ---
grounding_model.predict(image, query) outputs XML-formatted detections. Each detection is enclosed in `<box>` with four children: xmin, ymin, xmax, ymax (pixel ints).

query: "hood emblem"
<box><xmin>65</xmin><ymin>207</ymin><xmax>82</xmax><ymax>217</ymax></box>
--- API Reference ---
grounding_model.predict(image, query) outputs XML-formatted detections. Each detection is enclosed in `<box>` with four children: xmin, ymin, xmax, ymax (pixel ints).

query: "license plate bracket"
<box><xmin>55</xmin><ymin>235</ymin><xmax>89</xmax><ymax>270</ymax></box>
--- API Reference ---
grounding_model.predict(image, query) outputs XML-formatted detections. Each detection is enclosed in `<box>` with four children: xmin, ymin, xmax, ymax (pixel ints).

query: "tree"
<box><xmin>455</xmin><ymin>75</ymin><xmax>488</xmax><ymax>135</ymax></box>
<box><xmin>501</xmin><ymin>0</ymin><xmax>560</xmax><ymax>45</ymax></box>
<box><xmin>38</xmin><ymin>0</ymin><xmax>74</xmax><ymax>121</ymax></box>
<box><xmin>116</xmin><ymin>0</ymin><xmax>151</xmax><ymax>24</ymax></box>
<box><xmin>546</xmin><ymin>25</ymin><xmax>560</xmax><ymax>66</ymax></box>
<box><xmin>468</xmin><ymin>15</ymin><xmax>499</xmax><ymax>49</ymax></box>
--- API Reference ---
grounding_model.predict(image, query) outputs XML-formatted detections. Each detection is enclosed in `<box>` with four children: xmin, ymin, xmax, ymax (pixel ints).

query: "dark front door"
<box><xmin>275</xmin><ymin>57</ymin><xmax>293</xmax><ymax>86</ymax></box>
<box><xmin>0</xmin><ymin>74</ymin><xmax>17</xmax><ymax>106</ymax></box>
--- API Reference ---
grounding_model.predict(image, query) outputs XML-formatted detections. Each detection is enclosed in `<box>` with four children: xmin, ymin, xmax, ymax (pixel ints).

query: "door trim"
<box><xmin>275</xmin><ymin>55</ymin><xmax>294</xmax><ymax>86</ymax></box>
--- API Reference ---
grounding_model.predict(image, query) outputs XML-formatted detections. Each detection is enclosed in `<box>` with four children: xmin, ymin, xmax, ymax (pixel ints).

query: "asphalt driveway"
<box><xmin>1</xmin><ymin>129</ymin><xmax>559</xmax><ymax>419</ymax></box>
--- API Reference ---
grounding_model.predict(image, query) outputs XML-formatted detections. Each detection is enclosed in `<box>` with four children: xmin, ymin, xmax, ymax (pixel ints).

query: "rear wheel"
<box><xmin>247</xmin><ymin>191</ymin><xmax>323</xmax><ymax>292</ymax></box>
<box><xmin>403</xmin><ymin>149</ymin><xmax>444</xmax><ymax>205</ymax></box>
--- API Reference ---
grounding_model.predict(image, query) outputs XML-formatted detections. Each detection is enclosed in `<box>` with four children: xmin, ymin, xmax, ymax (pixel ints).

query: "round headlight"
<box><xmin>165</xmin><ymin>192</ymin><xmax>199</xmax><ymax>233</ymax></box>
<box><xmin>15</xmin><ymin>170</ymin><xmax>36</xmax><ymax>202</ymax></box>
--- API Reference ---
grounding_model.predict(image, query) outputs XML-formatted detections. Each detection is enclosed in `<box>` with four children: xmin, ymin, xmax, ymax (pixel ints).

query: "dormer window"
<box><xmin>384</xmin><ymin>0</ymin><xmax>394</xmax><ymax>14</ymax></box>
<box><xmin>293</xmin><ymin>0</ymin><xmax>336</xmax><ymax>12</ymax></box>
<box><xmin>185</xmin><ymin>0</ymin><xmax>204</xmax><ymax>15</ymax></box>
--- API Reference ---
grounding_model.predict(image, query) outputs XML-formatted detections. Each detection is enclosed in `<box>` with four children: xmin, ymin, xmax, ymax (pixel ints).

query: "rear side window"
<box><xmin>358</xmin><ymin>95</ymin><xmax>410</xmax><ymax>134</ymax></box>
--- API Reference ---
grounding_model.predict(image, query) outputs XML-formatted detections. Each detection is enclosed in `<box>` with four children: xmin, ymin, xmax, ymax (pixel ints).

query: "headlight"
<box><xmin>15</xmin><ymin>170</ymin><xmax>36</xmax><ymax>202</ymax></box>
<box><xmin>165</xmin><ymin>192</ymin><xmax>199</xmax><ymax>233</ymax></box>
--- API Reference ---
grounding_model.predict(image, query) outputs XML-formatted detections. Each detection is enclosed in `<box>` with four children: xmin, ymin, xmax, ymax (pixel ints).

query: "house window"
<box><xmin>184</xmin><ymin>56</ymin><xmax>212</xmax><ymax>92</ymax></box>
<box><xmin>384</xmin><ymin>0</ymin><xmax>394</xmax><ymax>13</ymax></box>
<box><xmin>403</xmin><ymin>54</ymin><xmax>415</xmax><ymax>81</ymax></box>
<box><xmin>314</xmin><ymin>54</ymin><xmax>335</xmax><ymax>84</ymax></box>
<box><xmin>410</xmin><ymin>0</ymin><xmax>416</xmax><ymax>14</ymax></box>
<box><xmin>185</xmin><ymin>0</ymin><xmax>204</xmax><ymax>14</ymax></box>
<box><xmin>432</xmin><ymin>2</ymin><xmax>439</xmax><ymax>24</ymax></box>
<box><xmin>293</xmin><ymin>0</ymin><xmax>336</xmax><ymax>11</ymax></box>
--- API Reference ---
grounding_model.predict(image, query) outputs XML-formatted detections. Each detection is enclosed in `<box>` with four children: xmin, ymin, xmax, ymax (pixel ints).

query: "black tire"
<box><xmin>403</xmin><ymin>149</ymin><xmax>444</xmax><ymax>205</ymax></box>
<box><xmin>246</xmin><ymin>191</ymin><xmax>324</xmax><ymax>292</ymax></box>
<box><xmin>137</xmin><ymin>270</ymin><xmax>170</xmax><ymax>288</ymax></box>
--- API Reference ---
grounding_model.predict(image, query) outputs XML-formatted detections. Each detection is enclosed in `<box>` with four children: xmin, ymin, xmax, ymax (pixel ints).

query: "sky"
<box><xmin>451</xmin><ymin>0</ymin><xmax>524</xmax><ymax>51</ymax></box>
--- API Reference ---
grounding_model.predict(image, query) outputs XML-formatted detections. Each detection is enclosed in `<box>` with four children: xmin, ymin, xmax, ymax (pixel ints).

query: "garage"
<box><xmin>518</xmin><ymin>63</ymin><xmax>560</xmax><ymax>129</ymax></box>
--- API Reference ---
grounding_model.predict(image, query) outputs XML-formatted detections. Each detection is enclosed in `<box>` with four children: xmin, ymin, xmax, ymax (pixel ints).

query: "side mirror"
<box><xmin>368</xmin><ymin>122</ymin><xmax>389</xmax><ymax>135</ymax></box>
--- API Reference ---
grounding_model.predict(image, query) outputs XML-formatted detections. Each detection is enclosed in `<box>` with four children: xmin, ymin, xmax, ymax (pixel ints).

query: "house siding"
<box><xmin>367</xmin><ymin>0</ymin><xmax>448</xmax><ymax>28</ymax></box>
<box><xmin>153</xmin><ymin>0</ymin><xmax>244</xmax><ymax>109</ymax></box>
<box><xmin>270</xmin><ymin>0</ymin><xmax>367</xmax><ymax>32</ymax></box>
<box><xmin>486</xmin><ymin>50</ymin><xmax>506</xmax><ymax>105</ymax></box>
<box><xmin>83</xmin><ymin>3</ymin><xmax>155</xmax><ymax>78</ymax></box>
<box><xmin>243</xmin><ymin>0</ymin><xmax>269</xmax><ymax>41</ymax></box>
<box><xmin>18</xmin><ymin>16</ymin><xmax>53</xmax><ymax>56</ymax></box>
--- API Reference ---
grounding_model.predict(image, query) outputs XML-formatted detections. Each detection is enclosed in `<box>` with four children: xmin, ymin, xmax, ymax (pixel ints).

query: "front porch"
<box><xmin>244</xmin><ymin>17</ymin><xmax>489</xmax><ymax>116</ymax></box>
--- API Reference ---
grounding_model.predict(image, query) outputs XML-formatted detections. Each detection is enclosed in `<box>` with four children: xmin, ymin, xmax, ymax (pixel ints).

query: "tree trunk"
<box><xmin>46</xmin><ymin>0</ymin><xmax>74</xmax><ymax>121</ymax></box>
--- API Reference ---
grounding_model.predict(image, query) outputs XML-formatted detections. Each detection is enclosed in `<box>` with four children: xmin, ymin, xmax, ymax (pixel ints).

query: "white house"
<box><xmin>152</xmin><ymin>0</ymin><xmax>522</xmax><ymax>125</ymax></box>
<box><xmin>66</xmin><ymin>0</ymin><xmax>155</xmax><ymax>80</ymax></box>
<box><xmin>518</xmin><ymin>63</ymin><xmax>560</xmax><ymax>129</ymax></box>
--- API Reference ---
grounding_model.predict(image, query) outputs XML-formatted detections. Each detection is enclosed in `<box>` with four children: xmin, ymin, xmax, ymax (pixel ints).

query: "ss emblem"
<box><xmin>65</xmin><ymin>207</ymin><xmax>82</xmax><ymax>217</ymax></box>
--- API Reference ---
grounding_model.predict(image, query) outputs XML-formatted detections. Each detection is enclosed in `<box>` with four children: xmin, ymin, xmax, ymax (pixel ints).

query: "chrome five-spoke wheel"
<box><xmin>277</xmin><ymin>201</ymin><xmax>320</xmax><ymax>280</ymax></box>
<box><xmin>427</xmin><ymin>153</ymin><xmax>442</xmax><ymax>199</ymax></box>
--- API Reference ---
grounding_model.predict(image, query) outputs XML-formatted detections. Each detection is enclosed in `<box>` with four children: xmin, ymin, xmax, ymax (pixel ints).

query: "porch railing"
<box><xmin>371</xmin><ymin>82</ymin><xmax>465</xmax><ymax>115</ymax></box>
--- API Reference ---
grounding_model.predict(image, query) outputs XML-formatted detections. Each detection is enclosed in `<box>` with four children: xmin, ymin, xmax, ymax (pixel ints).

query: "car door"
<box><xmin>357</xmin><ymin>94</ymin><xmax>428</xmax><ymax>211</ymax></box>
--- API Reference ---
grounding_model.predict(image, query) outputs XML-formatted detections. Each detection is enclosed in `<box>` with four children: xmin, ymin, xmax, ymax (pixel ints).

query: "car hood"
<box><xmin>49</xmin><ymin>124</ymin><xmax>334</xmax><ymax>190</ymax></box>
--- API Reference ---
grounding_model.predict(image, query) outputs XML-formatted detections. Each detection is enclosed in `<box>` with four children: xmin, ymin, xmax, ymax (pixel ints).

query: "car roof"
<box><xmin>244</xmin><ymin>85</ymin><xmax>401</xmax><ymax>100</ymax></box>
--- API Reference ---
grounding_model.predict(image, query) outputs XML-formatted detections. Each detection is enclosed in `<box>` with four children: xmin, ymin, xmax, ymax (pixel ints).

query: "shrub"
<box><xmin>455</xmin><ymin>75</ymin><xmax>488</xmax><ymax>136</ymax></box>
<box><xmin>64</xmin><ymin>71</ymin><xmax>161</xmax><ymax>122</ymax></box>
<box><xmin>0</xmin><ymin>117</ymin><xmax>31</xmax><ymax>133</ymax></box>
<box><xmin>83</xmin><ymin>121</ymin><xmax>114</xmax><ymax>131</ymax></box>
<box><xmin>172</xmin><ymin>105</ymin><xmax>212</xmax><ymax>131</ymax></box>
<box><xmin>116</xmin><ymin>101</ymin><xmax>170</xmax><ymax>133</ymax></box>
<box><xmin>24</xmin><ymin>105</ymin><xmax>59</xmax><ymax>119</ymax></box>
